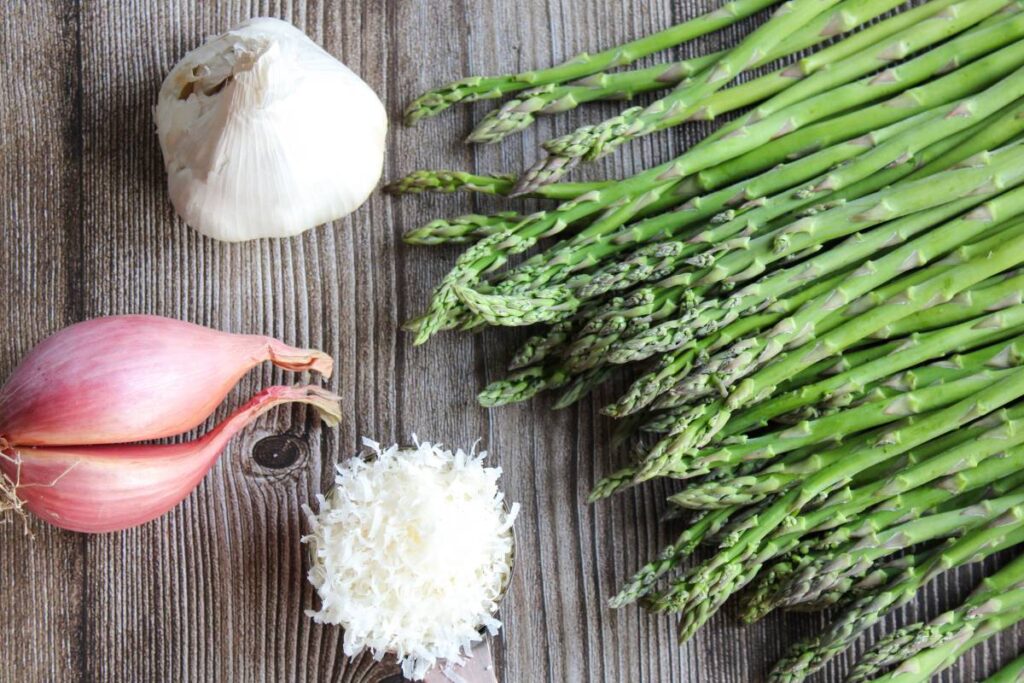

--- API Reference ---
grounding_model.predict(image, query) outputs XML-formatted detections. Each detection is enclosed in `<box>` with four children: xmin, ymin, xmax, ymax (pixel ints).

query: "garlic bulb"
<box><xmin>154</xmin><ymin>17</ymin><xmax>387</xmax><ymax>242</ymax></box>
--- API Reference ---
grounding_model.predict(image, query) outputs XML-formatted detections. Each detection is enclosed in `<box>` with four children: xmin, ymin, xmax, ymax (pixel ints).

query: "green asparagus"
<box><xmin>403</xmin><ymin>0</ymin><xmax>781</xmax><ymax>124</ymax></box>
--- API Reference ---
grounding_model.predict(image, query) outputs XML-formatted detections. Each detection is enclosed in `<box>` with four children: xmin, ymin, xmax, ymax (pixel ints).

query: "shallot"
<box><xmin>0</xmin><ymin>315</ymin><xmax>339</xmax><ymax>533</ymax></box>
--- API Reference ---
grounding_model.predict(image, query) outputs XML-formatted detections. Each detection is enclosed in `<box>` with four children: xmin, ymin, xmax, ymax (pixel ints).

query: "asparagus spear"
<box><xmin>637</xmin><ymin>180</ymin><xmax>1024</xmax><ymax>482</ymax></box>
<box><xmin>652</xmin><ymin>135</ymin><xmax>1024</xmax><ymax>310</ymax></box>
<box><xmin>743</xmin><ymin>448</ymin><xmax>1024</xmax><ymax>620</ymax></box>
<box><xmin>874</xmin><ymin>268</ymin><xmax>1024</xmax><ymax>340</ymax></box>
<box><xmin>403</xmin><ymin>212</ymin><xmax>522</xmax><ymax>246</ymax></box>
<box><xmin>637</xmin><ymin>234</ymin><xmax>1024</xmax><ymax>484</ymax></box>
<box><xmin>385</xmin><ymin>171</ymin><xmax>610</xmax><ymax>199</ymax></box>
<box><xmin>592</xmin><ymin>171</ymin><xmax>1024</xmax><ymax>498</ymax></box>
<box><xmin>575</xmin><ymin>87</ymin><xmax>1024</xmax><ymax>309</ymax></box>
<box><xmin>411</xmin><ymin>37</ymin><xmax>1024</xmax><ymax>343</ymax></box>
<box><xmin>607</xmin><ymin>316</ymin><xmax>903</xmax><ymax>418</ymax></box>
<box><xmin>468</xmin><ymin>0</ymin><xmax>916</xmax><ymax>144</ymax></box>
<box><xmin>671</xmin><ymin>417</ymin><xmax>1015</xmax><ymax>651</ymax></box>
<box><xmin>608</xmin><ymin>507</ymin><xmax>737</xmax><ymax>608</ymax></box>
<box><xmin>776</xmin><ymin>328</ymin><xmax>1024</xmax><ymax>419</ymax></box>
<box><xmin>405</xmin><ymin>94</ymin><xmax>946</xmax><ymax>264</ymax></box>
<box><xmin>567</xmin><ymin>189</ymin><xmax>1006</xmax><ymax>378</ymax></box>
<box><xmin>696</xmin><ymin>0</ymin><xmax>1024</xmax><ymax>154</ymax></box>
<box><xmin>516</xmin><ymin>0</ymin><xmax>1019</xmax><ymax>192</ymax></box>
<box><xmin>637</xmin><ymin>473</ymin><xmax>949</xmax><ymax>614</ymax></box>
<box><xmin>670</xmin><ymin>365</ymin><xmax>1024</xmax><ymax>511</ymax></box>
<box><xmin>602</xmin><ymin>214</ymin><xmax>1011</xmax><ymax>485</ymax></box>
<box><xmin>467</xmin><ymin>79</ymin><xmax>1024</xmax><ymax>367</ymax></box>
<box><xmin>650</xmin><ymin>369</ymin><xmax>1024</xmax><ymax>644</ymax></box>
<box><xmin>796</xmin><ymin>407</ymin><xmax>1024</xmax><ymax>541</ymax></box>
<box><xmin>481</xmin><ymin>268</ymin><xmax>848</xmax><ymax>408</ymax></box>
<box><xmin>777</xmin><ymin>488</ymin><xmax>1024</xmax><ymax>609</ymax></box>
<box><xmin>402</xmin><ymin>0</ymin><xmax>782</xmax><ymax>124</ymax></box>
<box><xmin>770</xmin><ymin>521</ymin><xmax>1024</xmax><ymax>681</ymax></box>
<box><xmin>984</xmin><ymin>651</ymin><xmax>1024</xmax><ymax>683</ymax></box>
<box><xmin>492</xmin><ymin>114</ymin><xmax>940</xmax><ymax>331</ymax></box>
<box><xmin>850</xmin><ymin>553</ymin><xmax>1024</xmax><ymax>681</ymax></box>
<box><xmin>745</xmin><ymin>549</ymin><xmax>927</xmax><ymax>622</ymax></box>
<box><xmin>538</xmin><ymin>0</ymin><xmax>852</xmax><ymax>151</ymax></box>
<box><xmin>868</xmin><ymin>602</ymin><xmax>1024</xmax><ymax>683</ymax></box>
<box><xmin>708</xmin><ymin>329</ymin><xmax>1024</xmax><ymax>445</ymax></box>
<box><xmin>670</xmin><ymin>369</ymin><xmax>1020</xmax><ymax>488</ymax></box>
<box><xmin>604</xmin><ymin>184</ymin><xmax>1023</xmax><ymax>368</ymax></box>
<box><xmin>457</xmin><ymin>109</ymin><xmax>924</xmax><ymax>323</ymax></box>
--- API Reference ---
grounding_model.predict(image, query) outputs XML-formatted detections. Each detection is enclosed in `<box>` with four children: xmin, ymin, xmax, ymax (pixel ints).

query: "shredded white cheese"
<box><xmin>303</xmin><ymin>437</ymin><xmax>519</xmax><ymax>680</ymax></box>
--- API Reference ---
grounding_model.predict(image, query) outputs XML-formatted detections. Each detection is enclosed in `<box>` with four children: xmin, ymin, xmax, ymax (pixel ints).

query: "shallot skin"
<box><xmin>1</xmin><ymin>385</ymin><xmax>341</xmax><ymax>533</ymax></box>
<box><xmin>0</xmin><ymin>315</ymin><xmax>333</xmax><ymax>446</ymax></box>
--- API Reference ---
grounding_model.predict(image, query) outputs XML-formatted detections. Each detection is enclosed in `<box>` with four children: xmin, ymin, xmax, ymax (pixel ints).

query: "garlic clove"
<box><xmin>1</xmin><ymin>385</ymin><xmax>341</xmax><ymax>533</ymax></box>
<box><xmin>0</xmin><ymin>315</ymin><xmax>333</xmax><ymax>447</ymax></box>
<box><xmin>155</xmin><ymin>17</ymin><xmax>387</xmax><ymax>241</ymax></box>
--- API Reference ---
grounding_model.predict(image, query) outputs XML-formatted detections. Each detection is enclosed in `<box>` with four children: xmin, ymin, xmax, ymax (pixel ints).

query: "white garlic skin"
<box><xmin>155</xmin><ymin>18</ymin><xmax>387</xmax><ymax>242</ymax></box>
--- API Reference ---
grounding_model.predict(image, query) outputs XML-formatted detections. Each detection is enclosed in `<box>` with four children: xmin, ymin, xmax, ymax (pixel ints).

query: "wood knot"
<box><xmin>252</xmin><ymin>434</ymin><xmax>306</xmax><ymax>470</ymax></box>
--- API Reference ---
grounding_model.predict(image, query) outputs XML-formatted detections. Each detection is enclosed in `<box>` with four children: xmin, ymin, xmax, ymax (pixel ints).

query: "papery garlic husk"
<box><xmin>154</xmin><ymin>17</ymin><xmax>387</xmax><ymax>241</ymax></box>
<box><xmin>1</xmin><ymin>385</ymin><xmax>341</xmax><ymax>533</ymax></box>
<box><xmin>0</xmin><ymin>315</ymin><xmax>333</xmax><ymax>447</ymax></box>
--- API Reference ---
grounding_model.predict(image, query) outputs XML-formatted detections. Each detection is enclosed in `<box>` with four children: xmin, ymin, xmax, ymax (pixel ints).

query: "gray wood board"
<box><xmin>0</xmin><ymin>1</ymin><xmax>1019</xmax><ymax>681</ymax></box>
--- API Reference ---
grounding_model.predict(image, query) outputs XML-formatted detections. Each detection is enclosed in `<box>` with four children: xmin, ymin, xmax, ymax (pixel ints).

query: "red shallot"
<box><xmin>0</xmin><ymin>315</ymin><xmax>333</xmax><ymax>446</ymax></box>
<box><xmin>0</xmin><ymin>315</ymin><xmax>339</xmax><ymax>533</ymax></box>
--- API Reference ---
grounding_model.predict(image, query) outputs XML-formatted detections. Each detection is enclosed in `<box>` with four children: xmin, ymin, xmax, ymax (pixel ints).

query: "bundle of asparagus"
<box><xmin>395</xmin><ymin>0</ymin><xmax>1024</xmax><ymax>678</ymax></box>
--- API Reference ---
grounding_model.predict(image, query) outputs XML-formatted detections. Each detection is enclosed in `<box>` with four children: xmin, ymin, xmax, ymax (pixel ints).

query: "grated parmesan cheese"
<box><xmin>303</xmin><ymin>437</ymin><xmax>519</xmax><ymax>680</ymax></box>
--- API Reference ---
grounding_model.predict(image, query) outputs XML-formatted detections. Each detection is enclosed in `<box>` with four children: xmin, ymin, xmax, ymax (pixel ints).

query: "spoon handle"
<box><xmin>423</xmin><ymin>639</ymin><xmax>498</xmax><ymax>683</ymax></box>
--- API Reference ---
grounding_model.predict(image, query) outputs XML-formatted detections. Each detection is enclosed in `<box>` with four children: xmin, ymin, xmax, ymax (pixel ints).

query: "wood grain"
<box><xmin>1</xmin><ymin>1</ymin><xmax>1021</xmax><ymax>681</ymax></box>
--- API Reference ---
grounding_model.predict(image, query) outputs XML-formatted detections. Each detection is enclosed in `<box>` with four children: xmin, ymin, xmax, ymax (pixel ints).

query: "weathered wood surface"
<box><xmin>1</xmin><ymin>1</ymin><xmax>1021</xmax><ymax>681</ymax></box>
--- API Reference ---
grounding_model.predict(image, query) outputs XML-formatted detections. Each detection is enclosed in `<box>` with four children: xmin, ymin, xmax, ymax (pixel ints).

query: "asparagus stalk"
<box><xmin>692</xmin><ymin>0</ymin><xmax>1019</xmax><ymax>150</ymax></box>
<box><xmin>777</xmin><ymin>329</ymin><xmax>1024</xmax><ymax>418</ymax></box>
<box><xmin>670</xmin><ymin>361</ymin><xmax>1024</xmax><ymax>511</ymax></box>
<box><xmin>403</xmin><ymin>212</ymin><xmax>522</xmax><ymax>246</ymax></box>
<box><xmin>540</xmin><ymin>0</ymin><xmax>852</xmax><ymax>150</ymax></box>
<box><xmin>984</xmin><ymin>651</ymin><xmax>1024</xmax><ymax>683</ymax></box>
<box><xmin>467</xmin><ymin>65</ymin><xmax>1024</xmax><ymax>354</ymax></box>
<box><xmin>607</xmin><ymin>315</ymin><xmax>902</xmax><ymax>419</ymax></box>
<box><xmin>403</xmin><ymin>0</ymin><xmax>782</xmax><ymax>124</ymax></box>
<box><xmin>447</xmin><ymin>106</ymin><xmax>935</xmax><ymax>313</ymax></box>
<box><xmin>593</xmin><ymin>288</ymin><xmax>1024</xmax><ymax>497</ymax></box>
<box><xmin>649</xmin><ymin>369</ymin><xmax>1024</xmax><ymax>644</ymax></box>
<box><xmin>638</xmin><ymin>222</ymin><xmax>1024</xmax><ymax>483</ymax></box>
<box><xmin>850</xmin><ymin>552</ymin><xmax>1024</xmax><ymax>681</ymax></box>
<box><xmin>744</xmin><ymin>549</ymin><xmax>927</xmax><ymax>623</ymax></box>
<box><xmin>604</xmin><ymin>180</ymin><xmax>1022</xmax><ymax>368</ymax></box>
<box><xmin>411</xmin><ymin>36</ymin><xmax>1024</xmax><ymax>344</ymax></box>
<box><xmin>636</xmin><ymin>180</ymin><xmax>1024</xmax><ymax>482</ymax></box>
<box><xmin>796</xmin><ymin>407</ymin><xmax>1024</xmax><ymax>542</ymax></box>
<box><xmin>576</xmin><ymin>87</ymin><xmax>1024</xmax><ymax>309</ymax></box>
<box><xmin>664</xmin><ymin>137</ymin><xmax>1024</xmax><ymax>304</ymax></box>
<box><xmin>868</xmin><ymin>602</ymin><xmax>1024</xmax><ymax>683</ymax></box>
<box><xmin>770</xmin><ymin>522</ymin><xmax>1024</xmax><ymax>681</ymax></box>
<box><xmin>707</xmin><ymin>329</ymin><xmax>1024</xmax><ymax>446</ymax></box>
<box><xmin>481</xmin><ymin>266</ymin><xmax>849</xmax><ymax>409</ymax></box>
<box><xmin>743</xmin><ymin>447</ymin><xmax>1024</xmax><ymax>620</ymax></box>
<box><xmin>874</xmin><ymin>268</ymin><xmax>1024</xmax><ymax>340</ymax></box>
<box><xmin>625</xmin><ymin>452</ymin><xmax>979</xmax><ymax>613</ymax></box>
<box><xmin>568</xmin><ymin>186</ymin><xmax>1007</xmax><ymax>378</ymax></box>
<box><xmin>404</xmin><ymin>95</ymin><xmax>946</xmax><ymax>260</ymax></box>
<box><xmin>468</xmin><ymin>0</ymin><xmax>916</xmax><ymax>144</ymax></box>
<box><xmin>670</xmin><ymin>368</ymin><xmax>1020</xmax><ymax>488</ymax></box>
<box><xmin>385</xmin><ymin>171</ymin><xmax>611</xmax><ymax>199</ymax></box>
<box><xmin>516</xmin><ymin>1</ymin><xmax>1019</xmax><ymax>192</ymax></box>
<box><xmin>777</xmin><ymin>488</ymin><xmax>1024</xmax><ymax>609</ymax></box>
<box><xmin>608</xmin><ymin>507</ymin><xmax>737</xmax><ymax>608</ymax></box>
<box><xmin>493</xmin><ymin>111</ymin><xmax>935</xmax><ymax>324</ymax></box>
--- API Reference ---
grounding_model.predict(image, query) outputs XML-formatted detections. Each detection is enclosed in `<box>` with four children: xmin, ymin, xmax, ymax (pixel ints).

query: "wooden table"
<box><xmin>2</xmin><ymin>1</ymin><xmax>1021</xmax><ymax>681</ymax></box>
